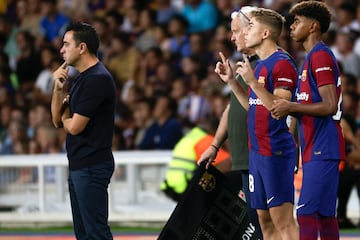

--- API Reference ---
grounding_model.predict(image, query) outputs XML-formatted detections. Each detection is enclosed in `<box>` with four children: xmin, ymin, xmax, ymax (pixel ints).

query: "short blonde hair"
<box><xmin>250</xmin><ymin>8</ymin><xmax>285</xmax><ymax>41</ymax></box>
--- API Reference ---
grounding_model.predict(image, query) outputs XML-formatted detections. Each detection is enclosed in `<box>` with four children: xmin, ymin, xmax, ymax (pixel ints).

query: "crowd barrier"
<box><xmin>0</xmin><ymin>151</ymin><xmax>175</xmax><ymax>226</ymax></box>
<box><xmin>0</xmin><ymin>151</ymin><xmax>358</xmax><ymax>226</ymax></box>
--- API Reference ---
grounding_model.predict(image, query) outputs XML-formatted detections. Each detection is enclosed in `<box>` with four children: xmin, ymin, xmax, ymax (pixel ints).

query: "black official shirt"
<box><xmin>66</xmin><ymin>61</ymin><xmax>116</xmax><ymax>170</ymax></box>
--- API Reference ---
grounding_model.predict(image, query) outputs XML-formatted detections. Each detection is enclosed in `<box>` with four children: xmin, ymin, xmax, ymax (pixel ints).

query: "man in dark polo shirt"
<box><xmin>198</xmin><ymin>6</ymin><xmax>263</xmax><ymax>239</ymax></box>
<box><xmin>51</xmin><ymin>22</ymin><xmax>115</xmax><ymax>240</ymax></box>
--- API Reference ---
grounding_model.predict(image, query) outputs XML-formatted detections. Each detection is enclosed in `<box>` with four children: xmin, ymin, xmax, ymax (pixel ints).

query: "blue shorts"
<box><xmin>249</xmin><ymin>149</ymin><xmax>295</xmax><ymax>210</ymax></box>
<box><xmin>297</xmin><ymin>159</ymin><xmax>339</xmax><ymax>217</ymax></box>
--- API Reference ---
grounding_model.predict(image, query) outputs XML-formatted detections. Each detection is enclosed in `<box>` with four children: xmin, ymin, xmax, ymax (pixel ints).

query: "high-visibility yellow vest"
<box><xmin>161</xmin><ymin>127</ymin><xmax>207</xmax><ymax>194</ymax></box>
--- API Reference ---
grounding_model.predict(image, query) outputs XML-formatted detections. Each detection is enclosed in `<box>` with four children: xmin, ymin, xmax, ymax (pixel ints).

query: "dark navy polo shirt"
<box><xmin>66</xmin><ymin>61</ymin><xmax>116</xmax><ymax>170</ymax></box>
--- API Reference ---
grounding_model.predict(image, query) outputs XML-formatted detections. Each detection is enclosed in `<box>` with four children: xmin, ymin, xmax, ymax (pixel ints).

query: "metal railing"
<box><xmin>0</xmin><ymin>151</ymin><xmax>175</xmax><ymax>225</ymax></box>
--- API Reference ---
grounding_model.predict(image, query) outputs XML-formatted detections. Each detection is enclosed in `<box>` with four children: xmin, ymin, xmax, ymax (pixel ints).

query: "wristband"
<box><xmin>210</xmin><ymin>144</ymin><xmax>219</xmax><ymax>152</ymax></box>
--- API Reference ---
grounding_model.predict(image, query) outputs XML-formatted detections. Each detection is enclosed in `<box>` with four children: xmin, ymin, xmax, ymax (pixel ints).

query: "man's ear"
<box><xmin>263</xmin><ymin>28</ymin><xmax>270</xmax><ymax>40</ymax></box>
<box><xmin>309</xmin><ymin>20</ymin><xmax>319</xmax><ymax>34</ymax></box>
<box><xmin>79</xmin><ymin>42</ymin><xmax>86</xmax><ymax>54</ymax></box>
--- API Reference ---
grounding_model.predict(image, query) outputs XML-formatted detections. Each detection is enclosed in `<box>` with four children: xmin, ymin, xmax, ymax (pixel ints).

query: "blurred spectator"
<box><xmin>188</xmin><ymin>32</ymin><xmax>213</xmax><ymax>70</ymax></box>
<box><xmin>152</xmin><ymin>0</ymin><xmax>178</xmax><ymax>25</ymax></box>
<box><xmin>94</xmin><ymin>0</ymin><xmax>122</xmax><ymax>19</ymax></box>
<box><xmin>335</xmin><ymin>1</ymin><xmax>358</xmax><ymax>33</ymax></box>
<box><xmin>154</xmin><ymin>23</ymin><xmax>171</xmax><ymax>54</ymax></box>
<box><xmin>0</xmin><ymin>105</ymin><xmax>12</xmax><ymax>147</ymax></box>
<box><xmin>104</xmin><ymin>10</ymin><xmax>124</xmax><ymax>39</ymax></box>
<box><xmin>39</xmin><ymin>0</ymin><xmax>70</xmax><ymax>48</ymax></box>
<box><xmin>18</xmin><ymin>0</ymin><xmax>42</xmax><ymax>48</ymax></box>
<box><xmin>353</xmin><ymin>3</ymin><xmax>360</xmax><ymax>55</ymax></box>
<box><xmin>122</xmin><ymin>84</ymin><xmax>144</xmax><ymax>111</ymax></box>
<box><xmin>34</xmin><ymin>123</ymin><xmax>63</xmax><ymax>182</ymax></box>
<box><xmin>0</xmin><ymin>67</ymin><xmax>15</xmax><ymax>97</ymax></box>
<box><xmin>33</xmin><ymin>46</ymin><xmax>62</xmax><ymax>104</ymax></box>
<box><xmin>334</xmin><ymin>31</ymin><xmax>360</xmax><ymax>78</ymax></box>
<box><xmin>15</xmin><ymin>30</ymin><xmax>43</xmax><ymax>99</ymax></box>
<box><xmin>91</xmin><ymin>17</ymin><xmax>112</xmax><ymax>61</ymax></box>
<box><xmin>34</xmin><ymin>123</ymin><xmax>63</xmax><ymax>153</ymax></box>
<box><xmin>180</xmin><ymin>54</ymin><xmax>207</xmax><ymax>86</ymax></box>
<box><xmin>166</xmin><ymin>14</ymin><xmax>191</xmax><ymax>70</ymax></box>
<box><xmin>133</xmin><ymin>98</ymin><xmax>155</xmax><ymax>148</ymax></box>
<box><xmin>0</xmin><ymin>118</ymin><xmax>28</xmax><ymax>155</ymax></box>
<box><xmin>2</xmin><ymin>0</ymin><xmax>17</xmax><ymax>23</ymax></box>
<box><xmin>213</xmin><ymin>23</ymin><xmax>232</xmax><ymax>42</ymax></box>
<box><xmin>149</xmin><ymin>61</ymin><xmax>175</xmax><ymax>95</ymax></box>
<box><xmin>88</xmin><ymin>0</ymin><xmax>106</xmax><ymax>16</ymax></box>
<box><xmin>263</xmin><ymin>0</ymin><xmax>296</xmax><ymax>13</ymax></box>
<box><xmin>215</xmin><ymin>0</ymin><xmax>238</xmax><ymax>25</ymax></box>
<box><xmin>180</xmin><ymin>0</ymin><xmax>218</xmax><ymax>33</ymax></box>
<box><xmin>120</xmin><ymin>0</ymin><xmax>137</xmax><ymax>12</ymax></box>
<box><xmin>10</xmin><ymin>106</ymin><xmax>26</xmax><ymax>122</ymax></box>
<box><xmin>171</xmin><ymin>78</ymin><xmax>188</xmax><ymax>102</ymax></box>
<box><xmin>211</xmin><ymin>38</ymin><xmax>236</xmax><ymax>66</ymax></box>
<box><xmin>170</xmin><ymin>78</ymin><xmax>190</xmax><ymax>119</ymax></box>
<box><xmin>207</xmin><ymin>91</ymin><xmax>228</xmax><ymax>121</ymax></box>
<box><xmin>1</xmin><ymin>15</ymin><xmax>19</xmax><ymax>70</ymax></box>
<box><xmin>134</xmin><ymin>8</ymin><xmax>159</xmax><ymax>53</ymax></box>
<box><xmin>16</xmin><ymin>0</ymin><xmax>29</xmax><ymax>28</ymax></box>
<box><xmin>0</xmin><ymin>52</ymin><xmax>16</xmax><ymax>97</ymax></box>
<box><xmin>57</xmin><ymin>0</ymin><xmax>90</xmax><ymax>22</ymax></box>
<box><xmin>134</xmin><ymin>46</ymin><xmax>164</xmax><ymax>90</ymax></box>
<box><xmin>137</xmin><ymin>95</ymin><xmax>183</xmax><ymax>149</ymax></box>
<box><xmin>115</xmin><ymin>101</ymin><xmax>136</xmax><ymax>150</ymax></box>
<box><xmin>121</xmin><ymin>5</ymin><xmax>141</xmax><ymax>34</ymax></box>
<box><xmin>27</xmin><ymin>103</ymin><xmax>51</xmax><ymax>139</ymax></box>
<box><xmin>104</xmin><ymin>31</ymin><xmax>138</xmax><ymax>86</ymax></box>
<box><xmin>172</xmin><ymin>0</ymin><xmax>184</xmax><ymax>11</ymax></box>
<box><xmin>341</xmin><ymin>72</ymin><xmax>358</xmax><ymax>95</ymax></box>
<box><xmin>5</xmin><ymin>106</ymin><xmax>26</xmax><ymax>150</ymax></box>
<box><xmin>0</xmin><ymin>87</ymin><xmax>13</xmax><ymax>110</ymax></box>
<box><xmin>178</xmin><ymin>55</ymin><xmax>211</xmax><ymax>126</ymax></box>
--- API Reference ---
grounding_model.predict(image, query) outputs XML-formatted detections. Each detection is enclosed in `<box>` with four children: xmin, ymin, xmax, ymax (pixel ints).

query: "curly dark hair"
<box><xmin>289</xmin><ymin>1</ymin><xmax>331</xmax><ymax>33</ymax></box>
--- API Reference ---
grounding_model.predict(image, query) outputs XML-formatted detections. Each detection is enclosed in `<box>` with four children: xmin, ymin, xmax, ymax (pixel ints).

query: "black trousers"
<box><xmin>68</xmin><ymin>161</ymin><xmax>114</xmax><ymax>240</ymax></box>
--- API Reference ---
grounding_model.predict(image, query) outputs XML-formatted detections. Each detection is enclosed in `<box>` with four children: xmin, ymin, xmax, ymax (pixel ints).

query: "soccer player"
<box><xmin>271</xmin><ymin>1</ymin><xmax>346</xmax><ymax>240</ymax></box>
<box><xmin>214</xmin><ymin>8</ymin><xmax>299</xmax><ymax>240</ymax></box>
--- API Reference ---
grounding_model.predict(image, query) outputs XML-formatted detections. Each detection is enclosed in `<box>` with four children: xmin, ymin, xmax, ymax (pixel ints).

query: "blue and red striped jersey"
<box><xmin>248</xmin><ymin>51</ymin><xmax>297</xmax><ymax>156</ymax></box>
<box><xmin>296</xmin><ymin>42</ymin><xmax>345</xmax><ymax>163</ymax></box>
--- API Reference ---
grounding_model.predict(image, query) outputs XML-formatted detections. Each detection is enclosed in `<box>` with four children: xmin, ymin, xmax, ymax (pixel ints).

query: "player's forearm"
<box><xmin>228</xmin><ymin>80</ymin><xmax>249</xmax><ymax>111</ymax></box>
<box><xmin>212</xmin><ymin>105</ymin><xmax>229</xmax><ymax>148</ymax></box>
<box><xmin>288</xmin><ymin>101</ymin><xmax>337</xmax><ymax>117</ymax></box>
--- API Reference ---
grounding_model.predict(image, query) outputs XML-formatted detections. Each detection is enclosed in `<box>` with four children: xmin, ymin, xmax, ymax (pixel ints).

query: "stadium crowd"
<box><xmin>1</xmin><ymin>0</ymin><xmax>360</xmax><ymax>228</ymax></box>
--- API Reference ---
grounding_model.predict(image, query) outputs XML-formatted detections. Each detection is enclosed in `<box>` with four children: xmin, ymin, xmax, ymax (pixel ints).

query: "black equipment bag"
<box><xmin>158</xmin><ymin>162</ymin><xmax>258</xmax><ymax>240</ymax></box>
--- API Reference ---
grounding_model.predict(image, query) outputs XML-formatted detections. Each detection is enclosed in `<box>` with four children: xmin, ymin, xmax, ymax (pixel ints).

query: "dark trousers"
<box><xmin>226</xmin><ymin>170</ymin><xmax>263</xmax><ymax>240</ymax></box>
<box><xmin>68</xmin><ymin>161</ymin><xmax>114</xmax><ymax>240</ymax></box>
